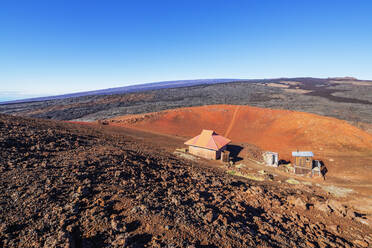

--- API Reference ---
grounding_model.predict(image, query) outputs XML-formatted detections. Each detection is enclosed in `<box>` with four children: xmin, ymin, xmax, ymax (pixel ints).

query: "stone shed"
<box><xmin>184</xmin><ymin>130</ymin><xmax>231</xmax><ymax>160</ymax></box>
<box><xmin>263</xmin><ymin>151</ymin><xmax>279</xmax><ymax>167</ymax></box>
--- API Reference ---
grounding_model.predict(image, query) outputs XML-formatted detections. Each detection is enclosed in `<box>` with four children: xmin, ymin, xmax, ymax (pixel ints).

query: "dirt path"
<box><xmin>224</xmin><ymin>105</ymin><xmax>240</xmax><ymax>137</ymax></box>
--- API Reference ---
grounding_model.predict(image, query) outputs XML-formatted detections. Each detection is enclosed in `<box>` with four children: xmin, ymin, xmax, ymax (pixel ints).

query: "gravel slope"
<box><xmin>0</xmin><ymin>114</ymin><xmax>371</xmax><ymax>247</ymax></box>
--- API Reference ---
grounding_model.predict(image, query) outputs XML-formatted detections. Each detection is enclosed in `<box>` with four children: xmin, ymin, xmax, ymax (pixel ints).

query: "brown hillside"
<box><xmin>3</xmin><ymin>114</ymin><xmax>372</xmax><ymax>247</ymax></box>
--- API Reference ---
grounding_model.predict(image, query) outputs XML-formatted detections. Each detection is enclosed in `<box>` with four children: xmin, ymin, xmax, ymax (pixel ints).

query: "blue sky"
<box><xmin>1</xmin><ymin>0</ymin><xmax>371</xmax><ymax>101</ymax></box>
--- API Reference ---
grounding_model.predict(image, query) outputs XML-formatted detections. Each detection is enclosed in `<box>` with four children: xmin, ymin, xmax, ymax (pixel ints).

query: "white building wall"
<box><xmin>189</xmin><ymin>146</ymin><xmax>217</xmax><ymax>160</ymax></box>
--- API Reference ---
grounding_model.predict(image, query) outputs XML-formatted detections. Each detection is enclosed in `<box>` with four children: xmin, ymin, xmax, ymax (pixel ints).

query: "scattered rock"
<box><xmin>314</xmin><ymin>201</ymin><xmax>331</xmax><ymax>213</ymax></box>
<box><xmin>355</xmin><ymin>217</ymin><xmax>370</xmax><ymax>226</ymax></box>
<box><xmin>287</xmin><ymin>195</ymin><xmax>307</xmax><ymax>209</ymax></box>
<box><xmin>327</xmin><ymin>199</ymin><xmax>347</xmax><ymax>217</ymax></box>
<box><xmin>0</xmin><ymin>114</ymin><xmax>369</xmax><ymax>248</ymax></box>
<box><xmin>111</xmin><ymin>219</ymin><xmax>123</xmax><ymax>232</ymax></box>
<box><xmin>249</xmin><ymin>186</ymin><xmax>264</xmax><ymax>194</ymax></box>
<box><xmin>112</xmin><ymin>234</ymin><xmax>129</xmax><ymax>246</ymax></box>
<box><xmin>353</xmin><ymin>239</ymin><xmax>369</xmax><ymax>247</ymax></box>
<box><xmin>346</xmin><ymin>210</ymin><xmax>356</xmax><ymax>219</ymax></box>
<box><xmin>204</xmin><ymin>211</ymin><xmax>214</xmax><ymax>223</ymax></box>
<box><xmin>328</xmin><ymin>225</ymin><xmax>340</xmax><ymax>234</ymax></box>
<box><xmin>305</xmin><ymin>241</ymin><xmax>317</xmax><ymax>248</ymax></box>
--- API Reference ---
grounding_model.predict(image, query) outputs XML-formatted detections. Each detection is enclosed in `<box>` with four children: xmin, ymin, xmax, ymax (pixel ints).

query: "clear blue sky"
<box><xmin>1</xmin><ymin>0</ymin><xmax>371</xmax><ymax>101</ymax></box>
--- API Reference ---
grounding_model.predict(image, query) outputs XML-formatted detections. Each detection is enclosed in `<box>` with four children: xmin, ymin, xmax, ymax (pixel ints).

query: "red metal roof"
<box><xmin>184</xmin><ymin>129</ymin><xmax>231</xmax><ymax>151</ymax></box>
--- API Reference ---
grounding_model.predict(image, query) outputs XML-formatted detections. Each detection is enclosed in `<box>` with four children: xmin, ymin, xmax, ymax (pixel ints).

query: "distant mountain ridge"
<box><xmin>0</xmin><ymin>79</ymin><xmax>242</xmax><ymax>104</ymax></box>
<box><xmin>1</xmin><ymin>77</ymin><xmax>372</xmax><ymax>125</ymax></box>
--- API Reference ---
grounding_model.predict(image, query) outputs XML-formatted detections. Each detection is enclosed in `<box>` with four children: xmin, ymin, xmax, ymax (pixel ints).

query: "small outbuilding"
<box><xmin>221</xmin><ymin>150</ymin><xmax>230</xmax><ymax>162</ymax></box>
<box><xmin>184</xmin><ymin>130</ymin><xmax>231</xmax><ymax>160</ymax></box>
<box><xmin>263</xmin><ymin>151</ymin><xmax>279</xmax><ymax>167</ymax></box>
<box><xmin>292</xmin><ymin>151</ymin><xmax>314</xmax><ymax>175</ymax></box>
<box><xmin>312</xmin><ymin>160</ymin><xmax>322</xmax><ymax>177</ymax></box>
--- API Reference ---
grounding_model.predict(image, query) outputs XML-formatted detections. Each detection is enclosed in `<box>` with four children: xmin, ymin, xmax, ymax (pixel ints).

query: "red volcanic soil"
<box><xmin>109</xmin><ymin>105</ymin><xmax>372</xmax><ymax>181</ymax></box>
<box><xmin>110</xmin><ymin>105</ymin><xmax>372</xmax><ymax>155</ymax></box>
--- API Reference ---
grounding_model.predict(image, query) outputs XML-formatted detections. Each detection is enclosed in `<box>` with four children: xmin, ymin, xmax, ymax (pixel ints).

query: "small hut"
<box><xmin>184</xmin><ymin>130</ymin><xmax>231</xmax><ymax>160</ymax></box>
<box><xmin>263</xmin><ymin>152</ymin><xmax>279</xmax><ymax>167</ymax></box>
<box><xmin>312</xmin><ymin>160</ymin><xmax>322</xmax><ymax>177</ymax></box>
<box><xmin>292</xmin><ymin>151</ymin><xmax>314</xmax><ymax>175</ymax></box>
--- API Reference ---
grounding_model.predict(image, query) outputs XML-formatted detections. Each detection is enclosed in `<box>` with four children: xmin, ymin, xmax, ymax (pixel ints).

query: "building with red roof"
<box><xmin>184</xmin><ymin>129</ymin><xmax>231</xmax><ymax>160</ymax></box>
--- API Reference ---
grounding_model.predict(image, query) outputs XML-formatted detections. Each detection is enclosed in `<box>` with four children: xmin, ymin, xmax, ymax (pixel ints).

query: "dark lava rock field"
<box><xmin>1</xmin><ymin>77</ymin><xmax>372</xmax><ymax>125</ymax></box>
<box><xmin>0</xmin><ymin>114</ymin><xmax>371</xmax><ymax>247</ymax></box>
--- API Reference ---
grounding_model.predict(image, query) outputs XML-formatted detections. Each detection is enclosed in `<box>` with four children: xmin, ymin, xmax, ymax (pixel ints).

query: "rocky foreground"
<box><xmin>0</xmin><ymin>114</ymin><xmax>371</xmax><ymax>247</ymax></box>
